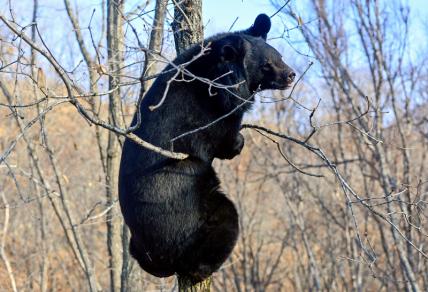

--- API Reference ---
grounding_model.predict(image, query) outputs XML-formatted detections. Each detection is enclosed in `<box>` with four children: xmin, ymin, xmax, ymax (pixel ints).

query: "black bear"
<box><xmin>119</xmin><ymin>14</ymin><xmax>295</xmax><ymax>283</ymax></box>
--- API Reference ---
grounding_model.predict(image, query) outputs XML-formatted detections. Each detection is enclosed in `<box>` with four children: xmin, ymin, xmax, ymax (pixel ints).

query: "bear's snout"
<box><xmin>273</xmin><ymin>68</ymin><xmax>295</xmax><ymax>89</ymax></box>
<box><xmin>286</xmin><ymin>70</ymin><xmax>296</xmax><ymax>84</ymax></box>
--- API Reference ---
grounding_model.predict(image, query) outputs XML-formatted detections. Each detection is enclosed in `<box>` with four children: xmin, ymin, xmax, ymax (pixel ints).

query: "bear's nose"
<box><xmin>287</xmin><ymin>71</ymin><xmax>296</xmax><ymax>83</ymax></box>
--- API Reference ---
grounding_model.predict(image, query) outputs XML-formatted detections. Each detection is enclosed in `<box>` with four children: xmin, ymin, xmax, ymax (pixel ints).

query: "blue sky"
<box><xmin>203</xmin><ymin>0</ymin><xmax>278</xmax><ymax>34</ymax></box>
<box><xmin>0</xmin><ymin>1</ymin><xmax>288</xmax><ymax>58</ymax></box>
<box><xmin>1</xmin><ymin>0</ymin><xmax>427</xmax><ymax>86</ymax></box>
<box><xmin>1</xmin><ymin>0</ymin><xmax>427</xmax><ymax>51</ymax></box>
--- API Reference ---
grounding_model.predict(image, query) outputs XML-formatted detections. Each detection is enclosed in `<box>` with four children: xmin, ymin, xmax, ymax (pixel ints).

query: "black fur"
<box><xmin>119</xmin><ymin>14</ymin><xmax>294</xmax><ymax>283</ymax></box>
<box><xmin>244</xmin><ymin>13</ymin><xmax>271</xmax><ymax>40</ymax></box>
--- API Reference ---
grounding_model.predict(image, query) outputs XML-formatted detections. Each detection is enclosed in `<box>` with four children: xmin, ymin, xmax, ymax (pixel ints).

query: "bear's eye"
<box><xmin>261</xmin><ymin>63</ymin><xmax>272</xmax><ymax>72</ymax></box>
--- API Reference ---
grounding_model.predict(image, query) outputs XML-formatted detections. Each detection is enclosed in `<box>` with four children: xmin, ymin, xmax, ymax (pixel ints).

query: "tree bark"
<box><xmin>171</xmin><ymin>0</ymin><xmax>210</xmax><ymax>290</ymax></box>
<box><xmin>178</xmin><ymin>276</ymin><xmax>212</xmax><ymax>292</ymax></box>
<box><xmin>172</xmin><ymin>0</ymin><xmax>204</xmax><ymax>54</ymax></box>
<box><xmin>106</xmin><ymin>1</ymin><xmax>125</xmax><ymax>291</ymax></box>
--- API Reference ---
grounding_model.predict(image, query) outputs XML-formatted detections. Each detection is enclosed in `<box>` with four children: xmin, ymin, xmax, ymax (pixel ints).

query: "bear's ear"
<box><xmin>245</xmin><ymin>14</ymin><xmax>271</xmax><ymax>40</ymax></box>
<box><xmin>220</xmin><ymin>44</ymin><xmax>238</xmax><ymax>62</ymax></box>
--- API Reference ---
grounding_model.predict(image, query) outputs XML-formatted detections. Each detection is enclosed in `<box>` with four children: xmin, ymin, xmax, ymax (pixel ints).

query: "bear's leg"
<box><xmin>176</xmin><ymin>190</ymin><xmax>239</xmax><ymax>284</ymax></box>
<box><xmin>129</xmin><ymin>233</ymin><xmax>176</xmax><ymax>278</ymax></box>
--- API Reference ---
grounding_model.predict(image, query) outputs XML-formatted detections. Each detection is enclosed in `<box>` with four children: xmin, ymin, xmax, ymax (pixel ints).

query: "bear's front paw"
<box><xmin>232</xmin><ymin>133</ymin><xmax>245</xmax><ymax>156</ymax></box>
<box><xmin>216</xmin><ymin>133</ymin><xmax>245</xmax><ymax>160</ymax></box>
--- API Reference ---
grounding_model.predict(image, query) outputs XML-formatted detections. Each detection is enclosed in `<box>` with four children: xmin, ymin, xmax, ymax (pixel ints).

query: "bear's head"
<box><xmin>242</xmin><ymin>36</ymin><xmax>295</xmax><ymax>91</ymax></box>
<box><xmin>213</xmin><ymin>14</ymin><xmax>295</xmax><ymax>93</ymax></box>
<box><xmin>182</xmin><ymin>14</ymin><xmax>295</xmax><ymax>97</ymax></box>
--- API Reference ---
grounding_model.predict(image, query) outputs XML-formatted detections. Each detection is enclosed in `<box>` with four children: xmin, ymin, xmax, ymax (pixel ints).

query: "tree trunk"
<box><xmin>172</xmin><ymin>0</ymin><xmax>204</xmax><ymax>54</ymax></box>
<box><xmin>143</xmin><ymin>0</ymin><xmax>168</xmax><ymax>91</ymax></box>
<box><xmin>171</xmin><ymin>0</ymin><xmax>210</xmax><ymax>290</ymax></box>
<box><xmin>178</xmin><ymin>276</ymin><xmax>212</xmax><ymax>292</ymax></box>
<box><xmin>106</xmin><ymin>1</ymin><xmax>125</xmax><ymax>291</ymax></box>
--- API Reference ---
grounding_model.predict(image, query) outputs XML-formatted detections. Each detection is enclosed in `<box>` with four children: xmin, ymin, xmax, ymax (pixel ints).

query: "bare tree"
<box><xmin>143</xmin><ymin>0</ymin><xmax>168</xmax><ymax>91</ymax></box>
<box><xmin>106</xmin><ymin>1</ymin><xmax>125</xmax><ymax>291</ymax></box>
<box><xmin>171</xmin><ymin>2</ymin><xmax>214</xmax><ymax>292</ymax></box>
